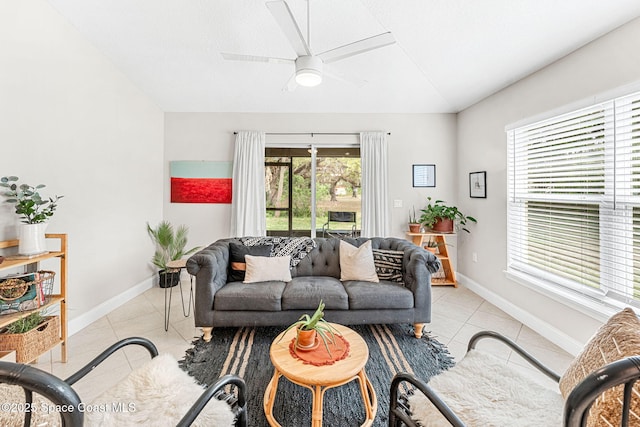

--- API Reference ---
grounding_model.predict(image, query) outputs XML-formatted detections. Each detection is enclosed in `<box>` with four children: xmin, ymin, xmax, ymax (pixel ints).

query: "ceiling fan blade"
<box><xmin>221</xmin><ymin>52</ymin><xmax>294</xmax><ymax>65</ymax></box>
<box><xmin>266</xmin><ymin>1</ymin><xmax>311</xmax><ymax>57</ymax></box>
<box><xmin>324</xmin><ymin>66</ymin><xmax>367</xmax><ymax>88</ymax></box>
<box><xmin>318</xmin><ymin>32</ymin><xmax>395</xmax><ymax>64</ymax></box>
<box><xmin>282</xmin><ymin>73</ymin><xmax>298</xmax><ymax>92</ymax></box>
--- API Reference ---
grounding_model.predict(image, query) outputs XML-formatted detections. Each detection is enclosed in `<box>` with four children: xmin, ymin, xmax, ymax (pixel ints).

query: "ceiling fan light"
<box><xmin>296</xmin><ymin>69</ymin><xmax>322</xmax><ymax>87</ymax></box>
<box><xmin>295</xmin><ymin>55</ymin><xmax>323</xmax><ymax>87</ymax></box>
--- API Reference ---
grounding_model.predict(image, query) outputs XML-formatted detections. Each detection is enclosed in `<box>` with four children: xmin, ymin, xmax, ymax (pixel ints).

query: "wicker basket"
<box><xmin>0</xmin><ymin>316</ymin><xmax>60</xmax><ymax>363</ymax></box>
<box><xmin>0</xmin><ymin>279</ymin><xmax>29</xmax><ymax>301</ymax></box>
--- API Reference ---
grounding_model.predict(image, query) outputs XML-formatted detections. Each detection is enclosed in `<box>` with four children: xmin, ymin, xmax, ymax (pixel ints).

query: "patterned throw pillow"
<box><xmin>558</xmin><ymin>308</ymin><xmax>640</xmax><ymax>427</ymax></box>
<box><xmin>372</xmin><ymin>249</ymin><xmax>404</xmax><ymax>283</ymax></box>
<box><xmin>228</xmin><ymin>243</ymin><xmax>273</xmax><ymax>282</ymax></box>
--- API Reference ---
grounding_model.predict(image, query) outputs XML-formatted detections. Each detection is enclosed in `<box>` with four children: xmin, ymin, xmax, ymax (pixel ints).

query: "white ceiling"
<box><xmin>46</xmin><ymin>0</ymin><xmax>640</xmax><ymax>113</ymax></box>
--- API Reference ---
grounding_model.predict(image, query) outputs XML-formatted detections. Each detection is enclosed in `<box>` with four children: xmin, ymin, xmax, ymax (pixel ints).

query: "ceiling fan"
<box><xmin>221</xmin><ymin>0</ymin><xmax>395</xmax><ymax>90</ymax></box>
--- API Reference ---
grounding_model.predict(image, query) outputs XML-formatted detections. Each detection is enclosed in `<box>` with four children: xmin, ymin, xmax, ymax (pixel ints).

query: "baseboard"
<box><xmin>457</xmin><ymin>273</ymin><xmax>583</xmax><ymax>356</ymax></box>
<box><xmin>67</xmin><ymin>275</ymin><xmax>154</xmax><ymax>337</ymax></box>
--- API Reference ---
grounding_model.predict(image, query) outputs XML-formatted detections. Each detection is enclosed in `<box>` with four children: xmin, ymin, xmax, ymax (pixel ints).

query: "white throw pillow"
<box><xmin>243</xmin><ymin>255</ymin><xmax>292</xmax><ymax>283</ymax></box>
<box><xmin>339</xmin><ymin>240</ymin><xmax>379</xmax><ymax>282</ymax></box>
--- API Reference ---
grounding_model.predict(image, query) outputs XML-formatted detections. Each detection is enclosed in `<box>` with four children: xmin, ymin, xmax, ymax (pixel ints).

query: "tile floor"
<box><xmin>27</xmin><ymin>283</ymin><xmax>574</xmax><ymax>402</ymax></box>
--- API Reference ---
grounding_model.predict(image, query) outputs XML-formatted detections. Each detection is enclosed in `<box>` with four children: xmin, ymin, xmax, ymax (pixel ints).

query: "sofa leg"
<box><xmin>413</xmin><ymin>323</ymin><xmax>425</xmax><ymax>339</ymax></box>
<box><xmin>202</xmin><ymin>327</ymin><xmax>213</xmax><ymax>342</ymax></box>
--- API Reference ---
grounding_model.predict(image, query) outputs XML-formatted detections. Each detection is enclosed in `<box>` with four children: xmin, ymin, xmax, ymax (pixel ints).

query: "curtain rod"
<box><xmin>233</xmin><ymin>132</ymin><xmax>391</xmax><ymax>136</ymax></box>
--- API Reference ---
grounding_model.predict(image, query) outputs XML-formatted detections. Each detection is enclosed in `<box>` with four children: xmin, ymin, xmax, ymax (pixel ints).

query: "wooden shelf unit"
<box><xmin>0</xmin><ymin>234</ymin><xmax>67</xmax><ymax>362</ymax></box>
<box><xmin>406</xmin><ymin>231</ymin><xmax>457</xmax><ymax>287</ymax></box>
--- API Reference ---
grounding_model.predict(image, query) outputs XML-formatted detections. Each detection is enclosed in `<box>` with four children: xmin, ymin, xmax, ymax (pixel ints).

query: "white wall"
<box><xmin>456</xmin><ymin>17</ymin><xmax>640</xmax><ymax>353</ymax></box>
<box><xmin>164</xmin><ymin>113</ymin><xmax>458</xmax><ymax>248</ymax></box>
<box><xmin>0</xmin><ymin>1</ymin><xmax>164</xmax><ymax>334</ymax></box>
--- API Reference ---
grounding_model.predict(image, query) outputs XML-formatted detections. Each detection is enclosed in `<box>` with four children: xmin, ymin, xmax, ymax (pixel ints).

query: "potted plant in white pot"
<box><xmin>0</xmin><ymin>176</ymin><xmax>63</xmax><ymax>256</ymax></box>
<box><xmin>147</xmin><ymin>221</ymin><xmax>200</xmax><ymax>288</ymax></box>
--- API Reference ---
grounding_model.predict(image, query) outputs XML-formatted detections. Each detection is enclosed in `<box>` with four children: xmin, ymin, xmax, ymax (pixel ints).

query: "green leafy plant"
<box><xmin>5</xmin><ymin>311</ymin><xmax>44</xmax><ymax>334</ymax></box>
<box><xmin>146</xmin><ymin>221</ymin><xmax>200</xmax><ymax>270</ymax></box>
<box><xmin>0</xmin><ymin>176</ymin><xmax>63</xmax><ymax>224</ymax></box>
<box><xmin>419</xmin><ymin>197</ymin><xmax>477</xmax><ymax>233</ymax></box>
<box><xmin>278</xmin><ymin>300</ymin><xmax>339</xmax><ymax>355</ymax></box>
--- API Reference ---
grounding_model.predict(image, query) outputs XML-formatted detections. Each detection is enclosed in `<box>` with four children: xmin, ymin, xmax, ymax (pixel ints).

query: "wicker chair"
<box><xmin>0</xmin><ymin>337</ymin><xmax>247</xmax><ymax>426</ymax></box>
<box><xmin>390</xmin><ymin>322</ymin><xmax>640</xmax><ymax>427</ymax></box>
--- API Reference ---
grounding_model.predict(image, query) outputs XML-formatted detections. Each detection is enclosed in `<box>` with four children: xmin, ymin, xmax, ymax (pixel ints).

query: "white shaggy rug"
<box><xmin>0</xmin><ymin>354</ymin><xmax>235</xmax><ymax>427</ymax></box>
<box><xmin>408</xmin><ymin>350</ymin><xmax>563</xmax><ymax>427</ymax></box>
<box><xmin>87</xmin><ymin>353</ymin><xmax>235</xmax><ymax>426</ymax></box>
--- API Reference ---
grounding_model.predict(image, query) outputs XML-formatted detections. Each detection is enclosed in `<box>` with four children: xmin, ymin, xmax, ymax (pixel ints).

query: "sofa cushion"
<box><xmin>372</xmin><ymin>248</ymin><xmax>404</xmax><ymax>283</ymax></box>
<box><xmin>281</xmin><ymin>276</ymin><xmax>349</xmax><ymax>310</ymax></box>
<box><xmin>244</xmin><ymin>255</ymin><xmax>292</xmax><ymax>283</ymax></box>
<box><xmin>228</xmin><ymin>243</ymin><xmax>273</xmax><ymax>282</ymax></box>
<box><xmin>343</xmin><ymin>281</ymin><xmax>414</xmax><ymax>310</ymax></box>
<box><xmin>214</xmin><ymin>281</ymin><xmax>285</xmax><ymax>311</ymax></box>
<box><xmin>339</xmin><ymin>240</ymin><xmax>379</xmax><ymax>282</ymax></box>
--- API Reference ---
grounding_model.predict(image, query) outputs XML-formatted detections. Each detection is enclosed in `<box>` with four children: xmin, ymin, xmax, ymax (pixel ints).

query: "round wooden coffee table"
<box><xmin>263</xmin><ymin>323</ymin><xmax>377</xmax><ymax>427</ymax></box>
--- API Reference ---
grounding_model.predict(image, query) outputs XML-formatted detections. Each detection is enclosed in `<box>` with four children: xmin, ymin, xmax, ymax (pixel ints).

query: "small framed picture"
<box><xmin>469</xmin><ymin>171</ymin><xmax>486</xmax><ymax>198</ymax></box>
<box><xmin>413</xmin><ymin>164</ymin><xmax>436</xmax><ymax>187</ymax></box>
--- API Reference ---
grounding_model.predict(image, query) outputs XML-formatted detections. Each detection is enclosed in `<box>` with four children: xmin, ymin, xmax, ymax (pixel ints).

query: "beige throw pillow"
<box><xmin>243</xmin><ymin>255</ymin><xmax>292</xmax><ymax>283</ymax></box>
<box><xmin>559</xmin><ymin>307</ymin><xmax>640</xmax><ymax>427</ymax></box>
<box><xmin>339</xmin><ymin>240</ymin><xmax>379</xmax><ymax>282</ymax></box>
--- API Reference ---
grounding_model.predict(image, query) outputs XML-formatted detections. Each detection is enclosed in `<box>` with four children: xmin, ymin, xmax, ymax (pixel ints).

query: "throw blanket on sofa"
<box><xmin>240</xmin><ymin>237</ymin><xmax>316</xmax><ymax>268</ymax></box>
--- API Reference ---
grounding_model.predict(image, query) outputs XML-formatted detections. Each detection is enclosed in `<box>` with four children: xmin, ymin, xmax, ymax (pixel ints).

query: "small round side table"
<box><xmin>164</xmin><ymin>259</ymin><xmax>194</xmax><ymax>331</ymax></box>
<box><xmin>263</xmin><ymin>323</ymin><xmax>377</xmax><ymax>426</ymax></box>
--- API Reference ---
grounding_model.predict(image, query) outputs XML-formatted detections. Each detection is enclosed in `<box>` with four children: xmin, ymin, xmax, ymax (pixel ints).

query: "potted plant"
<box><xmin>146</xmin><ymin>221</ymin><xmax>200</xmax><ymax>288</ymax></box>
<box><xmin>0</xmin><ymin>311</ymin><xmax>61</xmax><ymax>363</ymax></box>
<box><xmin>424</xmin><ymin>237</ymin><xmax>442</xmax><ymax>254</ymax></box>
<box><xmin>278</xmin><ymin>300</ymin><xmax>339</xmax><ymax>354</ymax></box>
<box><xmin>0</xmin><ymin>176</ymin><xmax>63</xmax><ymax>255</ymax></box>
<box><xmin>408</xmin><ymin>206</ymin><xmax>421</xmax><ymax>233</ymax></box>
<box><xmin>419</xmin><ymin>197</ymin><xmax>477</xmax><ymax>233</ymax></box>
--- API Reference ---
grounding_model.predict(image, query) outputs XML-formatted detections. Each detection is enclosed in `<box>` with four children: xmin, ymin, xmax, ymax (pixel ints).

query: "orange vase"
<box><xmin>296</xmin><ymin>328</ymin><xmax>317</xmax><ymax>349</ymax></box>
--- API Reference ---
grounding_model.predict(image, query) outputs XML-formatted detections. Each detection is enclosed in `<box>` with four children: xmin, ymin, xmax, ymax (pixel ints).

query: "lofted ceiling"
<box><xmin>46</xmin><ymin>0</ymin><xmax>640</xmax><ymax>113</ymax></box>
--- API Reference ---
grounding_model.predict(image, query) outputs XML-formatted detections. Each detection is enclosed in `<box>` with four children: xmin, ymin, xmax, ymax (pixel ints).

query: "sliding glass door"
<box><xmin>265</xmin><ymin>146</ymin><xmax>361</xmax><ymax>237</ymax></box>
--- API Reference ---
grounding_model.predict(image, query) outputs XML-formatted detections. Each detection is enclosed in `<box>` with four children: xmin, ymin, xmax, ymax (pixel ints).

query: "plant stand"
<box><xmin>163</xmin><ymin>259</ymin><xmax>194</xmax><ymax>331</ymax></box>
<box><xmin>406</xmin><ymin>232</ymin><xmax>457</xmax><ymax>287</ymax></box>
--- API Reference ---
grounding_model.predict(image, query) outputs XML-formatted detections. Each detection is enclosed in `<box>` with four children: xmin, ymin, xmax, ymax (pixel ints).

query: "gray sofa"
<box><xmin>186</xmin><ymin>237</ymin><xmax>440</xmax><ymax>342</ymax></box>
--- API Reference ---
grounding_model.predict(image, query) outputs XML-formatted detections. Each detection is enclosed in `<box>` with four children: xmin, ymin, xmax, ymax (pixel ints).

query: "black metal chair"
<box><xmin>389</xmin><ymin>331</ymin><xmax>640</xmax><ymax>427</ymax></box>
<box><xmin>0</xmin><ymin>337</ymin><xmax>247</xmax><ymax>427</ymax></box>
<box><xmin>321</xmin><ymin>211</ymin><xmax>358</xmax><ymax>238</ymax></box>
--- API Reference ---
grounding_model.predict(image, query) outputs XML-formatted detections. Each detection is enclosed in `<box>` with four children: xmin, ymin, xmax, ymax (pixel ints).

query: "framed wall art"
<box><xmin>412</xmin><ymin>164</ymin><xmax>436</xmax><ymax>187</ymax></box>
<box><xmin>469</xmin><ymin>171</ymin><xmax>486</xmax><ymax>198</ymax></box>
<box><xmin>170</xmin><ymin>161</ymin><xmax>233</xmax><ymax>203</ymax></box>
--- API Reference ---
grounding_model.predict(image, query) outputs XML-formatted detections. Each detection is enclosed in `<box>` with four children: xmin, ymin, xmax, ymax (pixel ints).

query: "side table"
<box><xmin>164</xmin><ymin>259</ymin><xmax>194</xmax><ymax>331</ymax></box>
<box><xmin>263</xmin><ymin>323</ymin><xmax>377</xmax><ymax>426</ymax></box>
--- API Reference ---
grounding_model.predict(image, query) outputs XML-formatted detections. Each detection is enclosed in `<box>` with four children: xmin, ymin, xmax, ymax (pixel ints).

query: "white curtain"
<box><xmin>230</xmin><ymin>131</ymin><xmax>266</xmax><ymax>237</ymax></box>
<box><xmin>360</xmin><ymin>131</ymin><xmax>390</xmax><ymax>237</ymax></box>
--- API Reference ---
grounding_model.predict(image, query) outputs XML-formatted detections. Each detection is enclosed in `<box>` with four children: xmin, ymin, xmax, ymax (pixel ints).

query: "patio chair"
<box><xmin>0</xmin><ymin>336</ymin><xmax>247</xmax><ymax>426</ymax></box>
<box><xmin>321</xmin><ymin>211</ymin><xmax>358</xmax><ymax>238</ymax></box>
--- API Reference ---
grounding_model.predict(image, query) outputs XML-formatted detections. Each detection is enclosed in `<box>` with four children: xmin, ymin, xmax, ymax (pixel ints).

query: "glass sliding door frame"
<box><xmin>265</xmin><ymin>142</ymin><xmax>360</xmax><ymax>237</ymax></box>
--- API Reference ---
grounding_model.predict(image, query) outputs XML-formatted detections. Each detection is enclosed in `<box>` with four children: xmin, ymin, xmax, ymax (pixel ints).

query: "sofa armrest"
<box><xmin>187</xmin><ymin>241</ymin><xmax>232</xmax><ymax>326</ymax></box>
<box><xmin>403</xmin><ymin>247</ymin><xmax>439</xmax><ymax>322</ymax></box>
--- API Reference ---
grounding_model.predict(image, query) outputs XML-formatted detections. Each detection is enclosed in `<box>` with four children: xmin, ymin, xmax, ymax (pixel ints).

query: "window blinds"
<box><xmin>507</xmin><ymin>91</ymin><xmax>640</xmax><ymax>307</ymax></box>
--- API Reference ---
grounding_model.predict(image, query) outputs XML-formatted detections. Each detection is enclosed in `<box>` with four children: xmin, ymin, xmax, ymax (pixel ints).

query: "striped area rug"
<box><xmin>180</xmin><ymin>324</ymin><xmax>454</xmax><ymax>427</ymax></box>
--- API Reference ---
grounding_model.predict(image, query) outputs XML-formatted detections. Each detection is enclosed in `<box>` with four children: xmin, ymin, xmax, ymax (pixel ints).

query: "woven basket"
<box><xmin>0</xmin><ymin>279</ymin><xmax>29</xmax><ymax>301</ymax></box>
<box><xmin>0</xmin><ymin>316</ymin><xmax>60</xmax><ymax>363</ymax></box>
